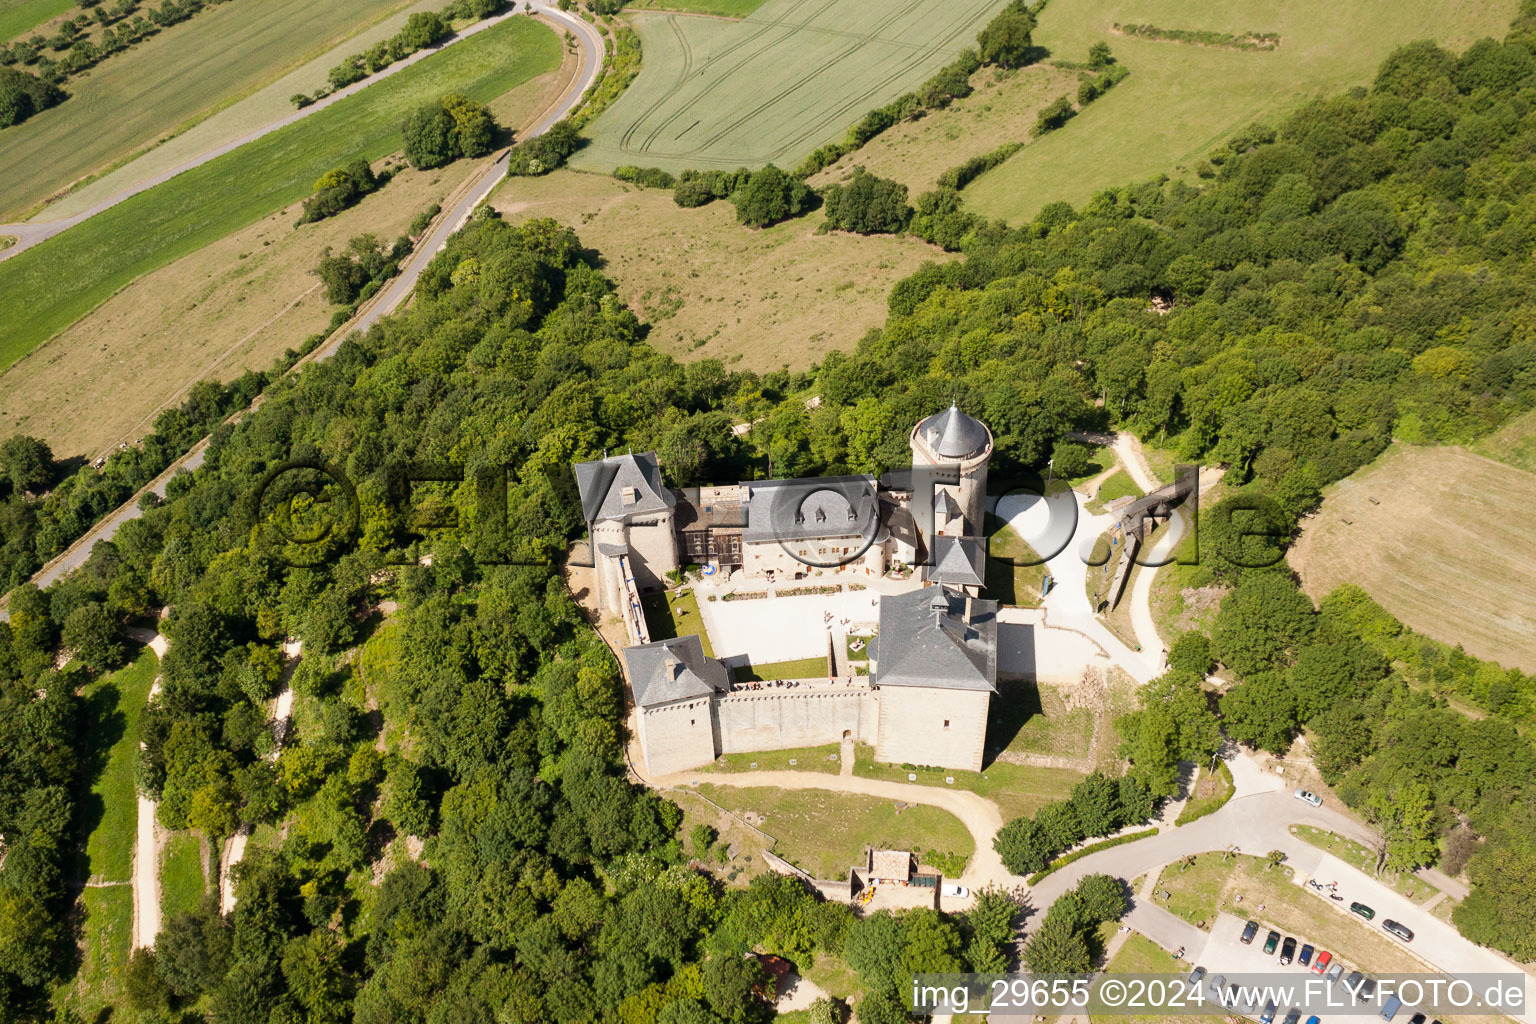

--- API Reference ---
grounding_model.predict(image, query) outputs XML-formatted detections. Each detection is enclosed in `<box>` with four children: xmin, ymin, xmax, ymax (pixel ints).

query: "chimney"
<box><xmin>663</xmin><ymin>653</ymin><xmax>679</xmax><ymax>678</ymax></box>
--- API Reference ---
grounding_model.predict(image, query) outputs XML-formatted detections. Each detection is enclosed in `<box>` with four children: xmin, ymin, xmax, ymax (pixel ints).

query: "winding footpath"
<box><xmin>124</xmin><ymin>625</ymin><xmax>169</xmax><ymax>951</ymax></box>
<box><xmin>0</xmin><ymin>0</ymin><xmax>604</xmax><ymax>611</ymax></box>
<box><xmin>220</xmin><ymin>640</ymin><xmax>301</xmax><ymax>914</ymax></box>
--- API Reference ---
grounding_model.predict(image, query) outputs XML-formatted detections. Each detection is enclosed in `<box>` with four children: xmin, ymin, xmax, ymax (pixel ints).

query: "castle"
<box><xmin>575</xmin><ymin>406</ymin><xmax>1008</xmax><ymax>774</ymax></box>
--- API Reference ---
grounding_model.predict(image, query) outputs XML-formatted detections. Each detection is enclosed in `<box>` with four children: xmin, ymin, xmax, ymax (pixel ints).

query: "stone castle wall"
<box><xmin>874</xmin><ymin>687</ymin><xmax>991</xmax><ymax>772</ymax></box>
<box><xmin>639</xmin><ymin>696</ymin><xmax>717</xmax><ymax>775</ymax></box>
<box><xmin>715</xmin><ymin>689</ymin><xmax>877</xmax><ymax>753</ymax></box>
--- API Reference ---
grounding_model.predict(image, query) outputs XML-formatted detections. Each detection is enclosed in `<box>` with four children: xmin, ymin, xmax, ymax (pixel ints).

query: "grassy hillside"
<box><xmin>56</xmin><ymin>649</ymin><xmax>158</xmax><ymax>1019</ymax></box>
<box><xmin>493</xmin><ymin>169</ymin><xmax>949</xmax><ymax>371</ymax></box>
<box><xmin>964</xmin><ymin>0</ymin><xmax>1518</xmax><ymax>222</ymax></box>
<box><xmin>572</xmin><ymin>0</ymin><xmax>1009</xmax><ymax>172</ymax></box>
<box><xmin>0</xmin><ymin>14</ymin><xmax>559</xmax><ymax>371</ymax></box>
<box><xmin>0</xmin><ymin>0</ymin><xmax>71</xmax><ymax>40</ymax></box>
<box><xmin>0</xmin><ymin>0</ymin><xmax>419</xmax><ymax>219</ymax></box>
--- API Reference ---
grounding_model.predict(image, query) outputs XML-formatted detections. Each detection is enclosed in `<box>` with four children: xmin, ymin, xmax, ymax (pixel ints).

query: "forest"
<box><xmin>5</xmin><ymin>4</ymin><xmax>1536</xmax><ymax>1019</ymax></box>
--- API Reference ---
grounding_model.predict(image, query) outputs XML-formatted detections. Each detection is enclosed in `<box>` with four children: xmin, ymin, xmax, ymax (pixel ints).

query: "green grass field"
<box><xmin>0</xmin><ymin>0</ymin><xmax>70</xmax><ymax>40</ymax></box>
<box><xmin>701</xmin><ymin>743</ymin><xmax>842</xmax><ymax>773</ymax></box>
<box><xmin>572</xmin><ymin>0</ymin><xmax>1010</xmax><ymax>172</ymax></box>
<box><xmin>0</xmin><ymin>14</ymin><xmax>559</xmax><ymax>372</ymax></box>
<box><xmin>1474</xmin><ymin>406</ymin><xmax>1536</xmax><ymax>475</ymax></box>
<box><xmin>854</xmin><ymin>745</ymin><xmax>1084</xmax><ymax>820</ymax></box>
<box><xmin>160</xmin><ymin>832</ymin><xmax>208</xmax><ymax>919</ymax></box>
<box><xmin>735</xmin><ymin>655</ymin><xmax>829</xmax><ymax>681</ymax></box>
<box><xmin>694</xmin><ymin>782</ymin><xmax>974</xmax><ymax>879</ymax></box>
<box><xmin>58</xmin><ymin>886</ymin><xmax>134</xmax><ymax>1020</ymax></box>
<box><xmin>80</xmin><ymin>649</ymin><xmax>158</xmax><ymax>882</ymax></box>
<box><xmin>964</xmin><ymin>0</ymin><xmax>1518</xmax><ymax>222</ymax></box>
<box><xmin>984</xmin><ymin>512</ymin><xmax>1045</xmax><ymax>605</ymax></box>
<box><xmin>641</xmin><ymin>588</ymin><xmax>714</xmax><ymax>655</ymax></box>
<box><xmin>55</xmin><ymin>648</ymin><xmax>157</xmax><ymax>1017</ymax></box>
<box><xmin>0</xmin><ymin>0</ymin><xmax>418</xmax><ymax>219</ymax></box>
<box><xmin>629</xmin><ymin>0</ymin><xmax>767</xmax><ymax>15</ymax></box>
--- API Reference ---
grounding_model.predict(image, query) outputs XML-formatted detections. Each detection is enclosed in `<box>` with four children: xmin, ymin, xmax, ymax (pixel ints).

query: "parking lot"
<box><xmin>1190</xmin><ymin>912</ymin><xmax>1386</xmax><ymax>1019</ymax></box>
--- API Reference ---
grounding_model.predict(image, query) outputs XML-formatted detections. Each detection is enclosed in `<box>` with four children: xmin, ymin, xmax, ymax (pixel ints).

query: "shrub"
<box><xmin>1032</xmin><ymin>95</ymin><xmax>1076</xmax><ymax>136</ymax></box>
<box><xmin>403</xmin><ymin>94</ymin><xmax>499</xmax><ymax>169</ymax></box>
<box><xmin>731</xmin><ymin>164</ymin><xmax>811</xmax><ymax>228</ymax></box>
<box><xmin>978</xmin><ymin>3</ymin><xmax>1037</xmax><ymax>67</ymax></box>
<box><xmin>506</xmin><ymin>118</ymin><xmax>580</xmax><ymax>176</ymax></box>
<box><xmin>613</xmin><ymin>165</ymin><xmax>676</xmax><ymax>188</ymax></box>
<box><xmin>0</xmin><ymin>66</ymin><xmax>65</xmax><ymax>128</ymax></box>
<box><xmin>821</xmin><ymin>168</ymin><xmax>911</xmax><ymax>234</ymax></box>
<box><xmin>298</xmin><ymin>159</ymin><xmax>378</xmax><ymax>225</ymax></box>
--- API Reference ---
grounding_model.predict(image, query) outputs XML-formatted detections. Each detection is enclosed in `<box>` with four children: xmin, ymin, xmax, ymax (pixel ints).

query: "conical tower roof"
<box><xmin>917</xmin><ymin>404</ymin><xmax>990</xmax><ymax>460</ymax></box>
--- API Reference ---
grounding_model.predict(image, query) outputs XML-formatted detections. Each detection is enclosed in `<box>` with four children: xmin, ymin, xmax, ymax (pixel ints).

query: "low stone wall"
<box><xmin>714</xmin><ymin>688</ymin><xmax>876</xmax><ymax>753</ymax></box>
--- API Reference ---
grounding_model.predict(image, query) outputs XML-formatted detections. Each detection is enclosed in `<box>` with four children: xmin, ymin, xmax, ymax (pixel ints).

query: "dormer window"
<box><xmin>621</xmin><ymin>486</ymin><xmax>638</xmax><ymax>505</ymax></box>
<box><xmin>794</xmin><ymin>510</ymin><xmax>804</xmax><ymax>524</ymax></box>
<box><xmin>815</xmin><ymin>506</ymin><xmax>826</xmax><ymax>523</ymax></box>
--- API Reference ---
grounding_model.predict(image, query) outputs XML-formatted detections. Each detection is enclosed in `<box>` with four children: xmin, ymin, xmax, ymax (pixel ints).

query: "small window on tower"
<box><xmin>943</xmin><ymin>719</ymin><xmax>950</xmax><ymax>729</ymax></box>
<box><xmin>690</xmin><ymin>719</ymin><xmax>695</xmax><ymax>726</ymax></box>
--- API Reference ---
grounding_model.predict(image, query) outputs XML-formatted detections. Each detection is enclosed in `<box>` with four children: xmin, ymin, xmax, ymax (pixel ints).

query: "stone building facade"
<box><xmin>581</xmin><ymin>406</ymin><xmax>1006</xmax><ymax>774</ymax></box>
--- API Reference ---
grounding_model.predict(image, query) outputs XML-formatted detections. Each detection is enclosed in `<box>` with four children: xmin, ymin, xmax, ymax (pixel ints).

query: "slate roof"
<box><xmin>915</xmin><ymin>405</ymin><xmax>991</xmax><ymax>460</ymax></box>
<box><xmin>574</xmin><ymin>452</ymin><xmax>676</xmax><ymax>523</ymax></box>
<box><xmin>623</xmin><ymin>635</ymin><xmax>731</xmax><ymax>708</ymax></box>
<box><xmin>740</xmin><ymin>475</ymin><xmax>881</xmax><ymax>544</ymax></box>
<box><xmin>928</xmin><ymin>536</ymin><xmax>986</xmax><ymax>588</ymax></box>
<box><xmin>873</xmin><ymin>586</ymin><xmax>998</xmax><ymax>692</ymax></box>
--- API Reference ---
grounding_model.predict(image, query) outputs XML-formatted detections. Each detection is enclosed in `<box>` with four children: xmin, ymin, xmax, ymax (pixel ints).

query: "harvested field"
<box><xmin>491</xmin><ymin>169</ymin><xmax>950</xmax><ymax>371</ymax></box>
<box><xmin>572</xmin><ymin>0</ymin><xmax>1010</xmax><ymax>172</ymax></box>
<box><xmin>964</xmin><ymin>0</ymin><xmax>1517</xmax><ymax>223</ymax></box>
<box><xmin>1289</xmin><ymin>444</ymin><xmax>1536</xmax><ymax>673</ymax></box>
<box><xmin>809</xmin><ymin>63</ymin><xmax>1083</xmax><ymax>193</ymax></box>
<box><xmin>0</xmin><ymin>0</ymin><xmax>424</xmax><ymax>219</ymax></box>
<box><xmin>0</xmin><ymin>67</ymin><xmax>568</xmax><ymax>460</ymax></box>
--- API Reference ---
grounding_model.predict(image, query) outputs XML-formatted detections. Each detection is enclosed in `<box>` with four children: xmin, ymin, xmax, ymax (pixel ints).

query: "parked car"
<box><xmin>1312</xmin><ymin>950</ymin><xmax>1332</xmax><ymax>974</ymax></box>
<box><xmin>1326</xmin><ymin>962</ymin><xmax>1345</xmax><ymax>986</ymax></box>
<box><xmin>1242</xmin><ymin>920</ymin><xmax>1260</xmax><ymax>944</ymax></box>
<box><xmin>943</xmin><ymin>884</ymin><xmax>969</xmax><ymax>898</ymax></box>
<box><xmin>1380</xmin><ymin>995</ymin><xmax>1402</xmax><ymax>1021</ymax></box>
<box><xmin>1382</xmin><ymin>919</ymin><xmax>1415</xmax><ymax>942</ymax></box>
<box><xmin>1361</xmin><ymin>978</ymin><xmax>1378</xmax><ymax>1002</ymax></box>
<box><xmin>1346</xmin><ymin>971</ymin><xmax>1366</xmax><ymax>1000</ymax></box>
<box><xmin>1264</xmin><ymin>930</ymin><xmax>1281</xmax><ymax>954</ymax></box>
<box><xmin>1294</xmin><ymin>789</ymin><xmax>1324</xmax><ymax>807</ymax></box>
<box><xmin>1283</xmin><ymin>1009</ymin><xmax>1301</xmax><ymax>1024</ymax></box>
<box><xmin>1306</xmin><ymin>1018</ymin><xmax>1321</xmax><ymax>1024</ymax></box>
<box><xmin>1260</xmin><ymin>1001</ymin><xmax>1278</xmax><ymax>1024</ymax></box>
<box><xmin>1408</xmin><ymin>1013</ymin><xmax>1427</xmax><ymax>1024</ymax></box>
<box><xmin>1188</xmin><ymin>966</ymin><xmax>1206</xmax><ymax>987</ymax></box>
<box><xmin>1209</xmin><ymin>975</ymin><xmax>1228</xmax><ymax>1004</ymax></box>
<box><xmin>1351</xmin><ymin>901</ymin><xmax>1376</xmax><ymax>920</ymax></box>
<box><xmin>1280</xmin><ymin>937</ymin><xmax>1297</xmax><ymax>964</ymax></box>
<box><xmin>1298</xmin><ymin>943</ymin><xmax>1314</xmax><ymax>967</ymax></box>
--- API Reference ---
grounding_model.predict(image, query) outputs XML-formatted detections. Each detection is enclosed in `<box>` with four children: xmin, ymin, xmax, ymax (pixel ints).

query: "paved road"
<box><xmin>0</xmin><ymin>6</ymin><xmax>553</xmax><ymax>264</ymax></box>
<box><xmin>0</xmin><ymin>0</ymin><xmax>603</xmax><ymax>612</ymax></box>
<box><xmin>1030</xmin><ymin>751</ymin><xmax>1535</xmax><ymax>1021</ymax></box>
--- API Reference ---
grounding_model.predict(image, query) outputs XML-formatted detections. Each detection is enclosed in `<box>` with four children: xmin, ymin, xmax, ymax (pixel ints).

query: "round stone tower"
<box><xmin>909</xmin><ymin>404</ymin><xmax>993</xmax><ymax>535</ymax></box>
